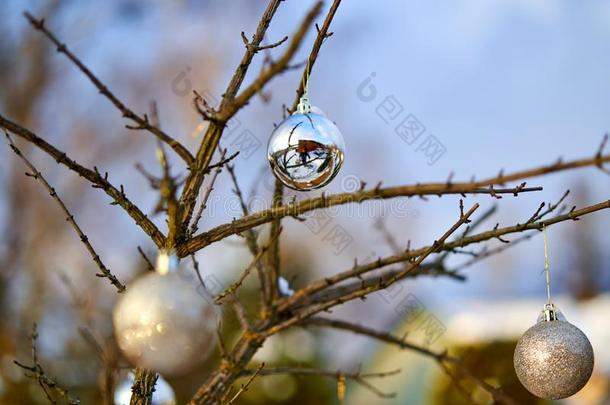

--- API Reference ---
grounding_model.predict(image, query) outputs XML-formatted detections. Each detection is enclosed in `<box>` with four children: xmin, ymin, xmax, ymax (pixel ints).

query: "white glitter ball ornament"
<box><xmin>514</xmin><ymin>303</ymin><xmax>594</xmax><ymax>399</ymax></box>
<box><xmin>113</xmin><ymin>251</ymin><xmax>217</xmax><ymax>376</ymax></box>
<box><xmin>267</xmin><ymin>95</ymin><xmax>345</xmax><ymax>191</ymax></box>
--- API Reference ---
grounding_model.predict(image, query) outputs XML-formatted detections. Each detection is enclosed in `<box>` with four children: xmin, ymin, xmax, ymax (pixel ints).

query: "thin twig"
<box><xmin>5</xmin><ymin>133</ymin><xmax>125</xmax><ymax>291</ymax></box>
<box><xmin>239</xmin><ymin>365</ymin><xmax>399</xmax><ymax>399</ymax></box>
<box><xmin>180</xmin><ymin>183</ymin><xmax>541</xmax><ymax>255</ymax></box>
<box><xmin>137</xmin><ymin>246</ymin><xmax>155</xmax><ymax>272</ymax></box>
<box><xmin>14</xmin><ymin>324</ymin><xmax>80</xmax><ymax>404</ymax></box>
<box><xmin>279</xmin><ymin>198</ymin><xmax>610</xmax><ymax>312</ymax></box>
<box><xmin>189</xmin><ymin>148</ymin><xmax>228</xmax><ymax>237</ymax></box>
<box><xmin>224</xmin><ymin>362</ymin><xmax>265</xmax><ymax>405</ymax></box>
<box><xmin>220</xmin><ymin>2</ymin><xmax>324</xmax><ymax>120</ymax></box>
<box><xmin>215</xmin><ymin>227</ymin><xmax>283</xmax><ymax>303</ymax></box>
<box><xmin>23</xmin><ymin>12</ymin><xmax>194</xmax><ymax>165</ymax></box>
<box><xmin>129</xmin><ymin>368</ymin><xmax>158</xmax><ymax>405</ymax></box>
<box><xmin>0</xmin><ymin>115</ymin><xmax>166</xmax><ymax>247</ymax></box>
<box><xmin>177</xmin><ymin>0</ymin><xmax>286</xmax><ymax>230</ymax></box>
<box><xmin>267</xmin><ymin>203</ymin><xmax>479</xmax><ymax>335</ymax></box>
<box><xmin>303</xmin><ymin>317</ymin><xmax>519</xmax><ymax>405</ymax></box>
<box><xmin>225</xmin><ymin>163</ymin><xmax>269</xmax><ymax>309</ymax></box>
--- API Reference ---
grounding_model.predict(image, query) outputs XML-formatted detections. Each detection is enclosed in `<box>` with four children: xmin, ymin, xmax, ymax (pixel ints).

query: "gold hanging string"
<box><xmin>302</xmin><ymin>57</ymin><xmax>311</xmax><ymax>98</ymax></box>
<box><xmin>543</xmin><ymin>224</ymin><xmax>551</xmax><ymax>305</ymax></box>
<box><xmin>296</xmin><ymin>58</ymin><xmax>312</xmax><ymax>114</ymax></box>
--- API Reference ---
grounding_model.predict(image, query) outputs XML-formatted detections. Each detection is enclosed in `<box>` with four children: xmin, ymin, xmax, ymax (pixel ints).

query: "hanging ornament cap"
<box><xmin>156</xmin><ymin>250</ymin><xmax>179</xmax><ymax>275</ymax></box>
<box><xmin>296</xmin><ymin>95</ymin><xmax>312</xmax><ymax>114</ymax></box>
<box><xmin>537</xmin><ymin>302</ymin><xmax>566</xmax><ymax>322</ymax></box>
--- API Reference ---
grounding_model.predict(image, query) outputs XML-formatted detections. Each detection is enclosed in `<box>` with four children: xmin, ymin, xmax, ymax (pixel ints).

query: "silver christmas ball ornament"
<box><xmin>113</xmin><ymin>251</ymin><xmax>217</xmax><ymax>376</ymax></box>
<box><xmin>514</xmin><ymin>304</ymin><xmax>594</xmax><ymax>399</ymax></box>
<box><xmin>267</xmin><ymin>96</ymin><xmax>344</xmax><ymax>191</ymax></box>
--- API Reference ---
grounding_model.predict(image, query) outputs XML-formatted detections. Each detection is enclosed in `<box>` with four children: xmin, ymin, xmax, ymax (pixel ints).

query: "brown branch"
<box><xmin>14</xmin><ymin>324</ymin><xmax>80</xmax><ymax>405</ymax></box>
<box><xmin>215</xmin><ymin>227</ymin><xmax>282</xmax><ymax>304</ymax></box>
<box><xmin>181</xmin><ymin>149</ymin><xmax>610</xmax><ymax>256</ymax></box>
<box><xmin>595</xmin><ymin>133</ymin><xmax>610</xmax><ymax>174</ymax></box>
<box><xmin>178</xmin><ymin>0</ymin><xmax>285</xmax><ymax>230</ymax></box>
<box><xmin>447</xmin><ymin>191</ymin><xmax>569</xmax><ymax>274</ymax></box>
<box><xmin>230</xmin><ymin>297</ymin><xmax>252</xmax><ymax>332</ymax></box>
<box><xmin>137</xmin><ymin>246</ymin><xmax>155</xmax><ymax>272</ymax></box>
<box><xmin>5</xmin><ymin>133</ymin><xmax>125</xmax><ymax>292</ymax></box>
<box><xmin>222</xmin><ymin>2</ymin><xmax>324</xmax><ymax>120</ymax></box>
<box><xmin>179</xmin><ymin>183</ymin><xmax>542</xmax><ymax>256</ymax></box>
<box><xmin>160</xmin><ymin>149</ymin><xmax>181</xmax><ymax>249</ymax></box>
<box><xmin>224</xmin><ymin>362</ymin><xmax>265</xmax><ymax>405</ymax></box>
<box><xmin>219</xmin><ymin>1</ymin><xmax>283</xmax><ymax>108</ymax></box>
<box><xmin>239</xmin><ymin>366</ymin><xmax>399</xmax><ymax>399</ymax></box>
<box><xmin>206</xmin><ymin>150</ymin><xmax>240</xmax><ymax>174</ymax></box>
<box><xmin>304</xmin><ymin>318</ymin><xmax>519</xmax><ymax>405</ymax></box>
<box><xmin>184</xmin><ymin>197</ymin><xmax>610</xmax><ymax>403</ymax></box>
<box><xmin>226</xmin><ymin>163</ymin><xmax>269</xmax><ymax>309</ymax></box>
<box><xmin>129</xmin><ymin>368</ymin><xmax>158</xmax><ymax>405</ymax></box>
<box><xmin>189</xmin><ymin>332</ymin><xmax>267</xmax><ymax>404</ymax></box>
<box><xmin>188</xmin><ymin>148</ymin><xmax>228</xmax><ymax>237</ymax></box>
<box><xmin>23</xmin><ymin>12</ymin><xmax>194</xmax><ymax>165</ymax></box>
<box><xmin>266</xmin><ymin>203</ymin><xmax>479</xmax><ymax>335</ymax></box>
<box><xmin>179</xmin><ymin>1</ymin><xmax>323</xmax><ymax>239</ymax></box>
<box><xmin>241</xmin><ymin>366</ymin><xmax>400</xmax><ymax>379</ymax></box>
<box><xmin>0</xmin><ymin>115</ymin><xmax>166</xmax><ymax>247</ymax></box>
<box><xmin>290</xmin><ymin>0</ymin><xmax>343</xmax><ymax>112</ymax></box>
<box><xmin>282</xmin><ymin>198</ymin><xmax>610</xmax><ymax>312</ymax></box>
<box><xmin>265</xmin><ymin>179</ymin><xmax>284</xmax><ymax>305</ymax></box>
<box><xmin>304</xmin><ymin>265</ymin><xmax>463</xmax><ymax>311</ymax></box>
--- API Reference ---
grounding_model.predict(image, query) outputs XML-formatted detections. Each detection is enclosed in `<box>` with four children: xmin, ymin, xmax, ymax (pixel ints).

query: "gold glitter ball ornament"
<box><xmin>514</xmin><ymin>305</ymin><xmax>594</xmax><ymax>399</ymax></box>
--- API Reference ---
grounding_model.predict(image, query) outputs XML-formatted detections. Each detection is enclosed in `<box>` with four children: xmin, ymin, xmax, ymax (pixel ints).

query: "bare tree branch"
<box><xmin>5</xmin><ymin>132</ymin><xmax>125</xmax><ymax>292</ymax></box>
<box><xmin>303</xmin><ymin>317</ymin><xmax>519</xmax><ymax>405</ymax></box>
<box><xmin>0</xmin><ymin>115</ymin><xmax>166</xmax><ymax>247</ymax></box>
<box><xmin>215</xmin><ymin>228</ymin><xmax>282</xmax><ymax>304</ymax></box>
<box><xmin>266</xmin><ymin>203</ymin><xmax>479</xmax><ymax>336</ymax></box>
<box><xmin>278</xmin><ymin>198</ymin><xmax>610</xmax><ymax>312</ymax></box>
<box><xmin>239</xmin><ymin>365</ymin><xmax>400</xmax><ymax>399</ymax></box>
<box><xmin>14</xmin><ymin>324</ymin><xmax>80</xmax><ymax>405</ymax></box>
<box><xmin>22</xmin><ymin>12</ymin><xmax>195</xmax><ymax>165</ymax></box>
<box><xmin>178</xmin><ymin>0</ymin><xmax>286</xmax><ymax>230</ymax></box>
<box><xmin>221</xmin><ymin>2</ymin><xmax>324</xmax><ymax>120</ymax></box>
<box><xmin>290</xmin><ymin>0</ymin><xmax>343</xmax><ymax>112</ymax></box>
<box><xmin>181</xmin><ymin>148</ymin><xmax>610</xmax><ymax>256</ymax></box>
<box><xmin>129</xmin><ymin>368</ymin><xmax>158</xmax><ymax>405</ymax></box>
<box><xmin>180</xmin><ymin>183</ymin><xmax>543</xmax><ymax>256</ymax></box>
<box><xmin>224</xmin><ymin>362</ymin><xmax>265</xmax><ymax>405</ymax></box>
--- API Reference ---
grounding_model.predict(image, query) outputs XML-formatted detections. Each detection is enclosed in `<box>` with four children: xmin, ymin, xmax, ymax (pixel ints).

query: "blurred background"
<box><xmin>1</xmin><ymin>0</ymin><xmax>609</xmax><ymax>404</ymax></box>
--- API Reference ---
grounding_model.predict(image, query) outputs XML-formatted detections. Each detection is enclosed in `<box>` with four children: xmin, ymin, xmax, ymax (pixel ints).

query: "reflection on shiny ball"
<box><xmin>114</xmin><ymin>372</ymin><xmax>176</xmax><ymax>405</ymax></box>
<box><xmin>113</xmin><ymin>271</ymin><xmax>217</xmax><ymax>376</ymax></box>
<box><xmin>514</xmin><ymin>319</ymin><xmax>594</xmax><ymax>399</ymax></box>
<box><xmin>267</xmin><ymin>109</ymin><xmax>344</xmax><ymax>191</ymax></box>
